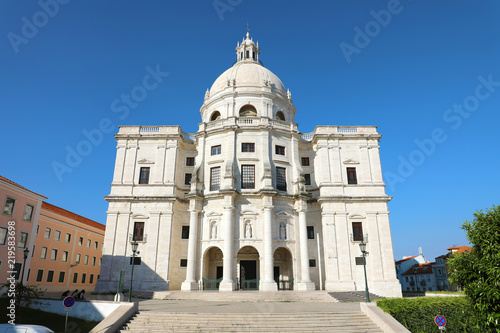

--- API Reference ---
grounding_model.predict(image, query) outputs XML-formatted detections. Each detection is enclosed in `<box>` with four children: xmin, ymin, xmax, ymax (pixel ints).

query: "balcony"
<box><xmin>202</xmin><ymin>117</ymin><xmax>298</xmax><ymax>132</ymax></box>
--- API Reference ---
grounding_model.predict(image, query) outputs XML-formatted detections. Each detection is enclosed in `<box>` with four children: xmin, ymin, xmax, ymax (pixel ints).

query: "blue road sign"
<box><xmin>63</xmin><ymin>296</ymin><xmax>75</xmax><ymax>308</ymax></box>
<box><xmin>435</xmin><ymin>315</ymin><xmax>446</xmax><ymax>327</ymax></box>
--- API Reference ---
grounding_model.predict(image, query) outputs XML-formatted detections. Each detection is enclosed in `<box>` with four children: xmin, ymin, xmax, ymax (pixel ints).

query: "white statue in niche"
<box><xmin>245</xmin><ymin>222</ymin><xmax>252</xmax><ymax>239</ymax></box>
<box><xmin>211</xmin><ymin>222</ymin><xmax>217</xmax><ymax>239</ymax></box>
<box><xmin>280</xmin><ymin>223</ymin><xmax>286</xmax><ymax>240</ymax></box>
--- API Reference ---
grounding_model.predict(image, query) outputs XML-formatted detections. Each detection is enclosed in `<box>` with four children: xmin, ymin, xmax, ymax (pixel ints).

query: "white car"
<box><xmin>0</xmin><ymin>324</ymin><xmax>54</xmax><ymax>333</ymax></box>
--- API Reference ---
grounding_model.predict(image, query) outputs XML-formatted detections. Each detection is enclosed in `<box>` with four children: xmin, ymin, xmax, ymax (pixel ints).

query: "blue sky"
<box><xmin>1</xmin><ymin>1</ymin><xmax>499</xmax><ymax>262</ymax></box>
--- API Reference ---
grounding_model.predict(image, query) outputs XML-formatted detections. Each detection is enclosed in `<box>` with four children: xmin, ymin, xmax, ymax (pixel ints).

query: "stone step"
<box><xmin>328</xmin><ymin>291</ymin><xmax>382</xmax><ymax>303</ymax></box>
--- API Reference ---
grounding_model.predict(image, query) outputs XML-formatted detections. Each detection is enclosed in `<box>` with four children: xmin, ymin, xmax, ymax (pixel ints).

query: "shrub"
<box><xmin>377</xmin><ymin>297</ymin><xmax>481</xmax><ymax>333</ymax></box>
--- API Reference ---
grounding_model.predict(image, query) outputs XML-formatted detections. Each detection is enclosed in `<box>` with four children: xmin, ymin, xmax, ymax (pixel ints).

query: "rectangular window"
<box><xmin>26</xmin><ymin>268</ymin><xmax>30</xmax><ymax>281</ymax></box>
<box><xmin>50</xmin><ymin>249</ymin><xmax>58</xmax><ymax>261</ymax></box>
<box><xmin>133</xmin><ymin>222</ymin><xmax>145</xmax><ymax>242</ymax></box>
<box><xmin>31</xmin><ymin>245</ymin><xmax>35</xmax><ymax>257</ymax></box>
<box><xmin>47</xmin><ymin>270</ymin><xmax>54</xmax><ymax>283</ymax></box>
<box><xmin>210</xmin><ymin>167</ymin><xmax>221</xmax><ymax>191</ymax></box>
<box><xmin>17</xmin><ymin>232</ymin><xmax>28</xmax><ymax>248</ymax></box>
<box><xmin>13</xmin><ymin>263</ymin><xmax>22</xmax><ymax>280</ymax></box>
<box><xmin>242</xmin><ymin>143</ymin><xmax>255</xmax><ymax>152</ymax></box>
<box><xmin>92</xmin><ymin>256</ymin><xmax>96</xmax><ymax>266</ymax></box>
<box><xmin>211</xmin><ymin>145</ymin><xmax>221</xmax><ymax>155</ymax></box>
<box><xmin>90</xmin><ymin>274</ymin><xmax>94</xmax><ymax>284</ymax></box>
<box><xmin>54</xmin><ymin>230</ymin><xmax>61</xmax><ymax>242</ymax></box>
<box><xmin>44</xmin><ymin>227</ymin><xmax>51</xmax><ymax>240</ymax></box>
<box><xmin>40</xmin><ymin>247</ymin><xmax>47</xmax><ymax>259</ymax></box>
<box><xmin>347</xmin><ymin>167</ymin><xmax>357</xmax><ymax>185</ymax></box>
<box><xmin>86</xmin><ymin>239</ymin><xmax>91</xmax><ymax>248</ymax></box>
<box><xmin>307</xmin><ymin>226</ymin><xmax>314</xmax><ymax>239</ymax></box>
<box><xmin>58</xmin><ymin>271</ymin><xmax>65</xmax><ymax>283</ymax></box>
<box><xmin>76</xmin><ymin>253</ymin><xmax>81</xmax><ymax>264</ymax></box>
<box><xmin>181</xmin><ymin>226</ymin><xmax>190</xmax><ymax>239</ymax></box>
<box><xmin>184</xmin><ymin>173</ymin><xmax>192</xmax><ymax>185</ymax></box>
<box><xmin>241</xmin><ymin>165</ymin><xmax>255</xmax><ymax>189</ymax></box>
<box><xmin>301</xmin><ymin>157</ymin><xmax>310</xmax><ymax>166</ymax></box>
<box><xmin>304</xmin><ymin>174</ymin><xmax>311</xmax><ymax>185</ymax></box>
<box><xmin>73</xmin><ymin>273</ymin><xmax>78</xmax><ymax>283</ymax></box>
<box><xmin>276</xmin><ymin>167</ymin><xmax>286</xmax><ymax>191</ymax></box>
<box><xmin>275</xmin><ymin>145</ymin><xmax>285</xmax><ymax>155</ymax></box>
<box><xmin>65</xmin><ymin>233</ymin><xmax>71</xmax><ymax>243</ymax></box>
<box><xmin>352</xmin><ymin>222</ymin><xmax>363</xmax><ymax>241</ymax></box>
<box><xmin>130</xmin><ymin>257</ymin><xmax>141</xmax><ymax>265</ymax></box>
<box><xmin>36</xmin><ymin>225</ymin><xmax>39</xmax><ymax>236</ymax></box>
<box><xmin>84</xmin><ymin>255</ymin><xmax>89</xmax><ymax>265</ymax></box>
<box><xmin>3</xmin><ymin>197</ymin><xmax>16</xmax><ymax>216</ymax></box>
<box><xmin>99</xmin><ymin>258</ymin><xmax>102</xmax><ymax>266</ymax></box>
<box><xmin>62</xmin><ymin>251</ymin><xmax>68</xmax><ymax>262</ymax></box>
<box><xmin>355</xmin><ymin>257</ymin><xmax>365</xmax><ymax>265</ymax></box>
<box><xmin>180</xmin><ymin>259</ymin><xmax>188</xmax><ymax>267</ymax></box>
<box><xmin>82</xmin><ymin>273</ymin><xmax>86</xmax><ymax>284</ymax></box>
<box><xmin>309</xmin><ymin>259</ymin><xmax>316</xmax><ymax>267</ymax></box>
<box><xmin>186</xmin><ymin>157</ymin><xmax>195</xmax><ymax>166</ymax></box>
<box><xmin>0</xmin><ymin>227</ymin><xmax>7</xmax><ymax>245</ymax></box>
<box><xmin>139</xmin><ymin>167</ymin><xmax>150</xmax><ymax>184</ymax></box>
<box><xmin>36</xmin><ymin>269</ymin><xmax>44</xmax><ymax>282</ymax></box>
<box><xmin>79</xmin><ymin>237</ymin><xmax>83</xmax><ymax>246</ymax></box>
<box><xmin>23</xmin><ymin>204</ymin><xmax>34</xmax><ymax>221</ymax></box>
<box><xmin>94</xmin><ymin>241</ymin><xmax>98</xmax><ymax>250</ymax></box>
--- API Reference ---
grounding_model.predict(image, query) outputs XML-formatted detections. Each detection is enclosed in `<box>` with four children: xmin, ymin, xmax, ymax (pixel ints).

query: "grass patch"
<box><xmin>1</xmin><ymin>298</ymin><xmax>99</xmax><ymax>333</ymax></box>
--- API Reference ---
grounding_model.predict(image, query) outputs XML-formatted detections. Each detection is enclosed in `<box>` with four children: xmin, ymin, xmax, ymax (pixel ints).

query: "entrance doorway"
<box><xmin>274</xmin><ymin>247</ymin><xmax>294</xmax><ymax>290</ymax></box>
<box><xmin>202</xmin><ymin>247</ymin><xmax>223</xmax><ymax>290</ymax></box>
<box><xmin>237</xmin><ymin>246</ymin><xmax>260</xmax><ymax>290</ymax></box>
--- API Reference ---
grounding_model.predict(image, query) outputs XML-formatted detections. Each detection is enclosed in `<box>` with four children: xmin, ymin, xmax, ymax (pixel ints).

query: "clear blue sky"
<box><xmin>1</xmin><ymin>1</ymin><xmax>499</xmax><ymax>262</ymax></box>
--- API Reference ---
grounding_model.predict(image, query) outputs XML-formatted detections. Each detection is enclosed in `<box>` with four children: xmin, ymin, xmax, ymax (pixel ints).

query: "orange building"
<box><xmin>1</xmin><ymin>176</ymin><xmax>46</xmax><ymax>285</ymax></box>
<box><xmin>27</xmin><ymin>202</ymin><xmax>105</xmax><ymax>293</ymax></box>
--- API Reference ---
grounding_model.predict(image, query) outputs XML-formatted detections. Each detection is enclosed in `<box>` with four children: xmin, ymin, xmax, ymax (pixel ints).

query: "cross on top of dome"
<box><xmin>236</xmin><ymin>25</ymin><xmax>260</xmax><ymax>64</ymax></box>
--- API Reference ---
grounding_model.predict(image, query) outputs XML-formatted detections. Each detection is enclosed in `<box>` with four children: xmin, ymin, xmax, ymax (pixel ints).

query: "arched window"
<box><xmin>239</xmin><ymin>104</ymin><xmax>257</xmax><ymax>117</ymax></box>
<box><xmin>276</xmin><ymin>111</ymin><xmax>286</xmax><ymax>121</ymax></box>
<box><xmin>210</xmin><ymin>111</ymin><xmax>221</xmax><ymax>121</ymax></box>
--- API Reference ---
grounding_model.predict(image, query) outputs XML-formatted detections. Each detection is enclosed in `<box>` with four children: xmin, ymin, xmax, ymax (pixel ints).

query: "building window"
<box><xmin>44</xmin><ymin>227</ymin><xmax>51</xmax><ymax>240</ymax></box>
<box><xmin>58</xmin><ymin>271</ymin><xmax>65</xmax><ymax>283</ymax></box>
<box><xmin>241</xmin><ymin>165</ymin><xmax>255</xmax><ymax>189</ymax></box>
<box><xmin>2</xmin><ymin>197</ymin><xmax>16</xmax><ymax>216</ymax></box>
<box><xmin>82</xmin><ymin>273</ymin><xmax>86</xmax><ymax>284</ymax></box>
<box><xmin>40</xmin><ymin>247</ymin><xmax>47</xmax><ymax>259</ymax></box>
<box><xmin>185</xmin><ymin>173</ymin><xmax>192</xmax><ymax>185</ymax></box>
<box><xmin>60</xmin><ymin>251</ymin><xmax>68</xmax><ymax>263</ymax></box>
<box><xmin>130</xmin><ymin>257</ymin><xmax>141</xmax><ymax>265</ymax></box>
<box><xmin>347</xmin><ymin>167</ymin><xmax>357</xmax><ymax>185</ymax></box>
<box><xmin>86</xmin><ymin>239</ymin><xmax>91</xmax><ymax>248</ymax></box>
<box><xmin>36</xmin><ymin>269</ymin><xmax>44</xmax><ymax>282</ymax></box>
<box><xmin>54</xmin><ymin>230</ymin><xmax>61</xmax><ymax>242</ymax></box>
<box><xmin>139</xmin><ymin>167</ymin><xmax>150</xmax><ymax>184</ymax></box>
<box><xmin>180</xmin><ymin>259</ymin><xmax>188</xmax><ymax>267</ymax></box>
<box><xmin>309</xmin><ymin>259</ymin><xmax>316</xmax><ymax>267</ymax></box>
<box><xmin>0</xmin><ymin>227</ymin><xmax>7</xmax><ymax>245</ymax></box>
<box><xmin>73</xmin><ymin>273</ymin><xmax>78</xmax><ymax>283</ymax></box>
<box><xmin>31</xmin><ymin>245</ymin><xmax>35</xmax><ymax>257</ymax></box>
<box><xmin>301</xmin><ymin>157</ymin><xmax>310</xmax><ymax>166</ymax></box>
<box><xmin>307</xmin><ymin>226</ymin><xmax>314</xmax><ymax>239</ymax></box>
<box><xmin>36</xmin><ymin>225</ymin><xmax>39</xmax><ymax>236</ymax></box>
<box><xmin>355</xmin><ymin>257</ymin><xmax>365</xmax><ymax>265</ymax></box>
<box><xmin>275</xmin><ymin>145</ymin><xmax>285</xmax><ymax>155</ymax></box>
<box><xmin>133</xmin><ymin>222</ymin><xmax>145</xmax><ymax>242</ymax></box>
<box><xmin>84</xmin><ymin>255</ymin><xmax>89</xmax><ymax>265</ymax></box>
<box><xmin>76</xmin><ymin>253</ymin><xmax>81</xmax><ymax>264</ymax></box>
<box><xmin>78</xmin><ymin>237</ymin><xmax>83</xmax><ymax>246</ymax></box>
<box><xmin>186</xmin><ymin>157</ymin><xmax>195</xmax><ymax>166</ymax></box>
<box><xmin>210</xmin><ymin>167</ymin><xmax>221</xmax><ymax>191</ymax></box>
<box><xmin>90</xmin><ymin>274</ymin><xmax>94</xmax><ymax>284</ymax></box>
<box><xmin>50</xmin><ymin>249</ymin><xmax>58</xmax><ymax>261</ymax></box>
<box><xmin>276</xmin><ymin>167</ymin><xmax>286</xmax><ymax>191</ymax></box>
<box><xmin>23</xmin><ymin>204</ymin><xmax>34</xmax><ymax>221</ymax></box>
<box><xmin>304</xmin><ymin>174</ymin><xmax>311</xmax><ymax>185</ymax></box>
<box><xmin>99</xmin><ymin>258</ymin><xmax>102</xmax><ymax>267</ymax></box>
<box><xmin>94</xmin><ymin>241</ymin><xmax>98</xmax><ymax>250</ymax></box>
<box><xmin>18</xmin><ymin>232</ymin><xmax>28</xmax><ymax>248</ymax></box>
<box><xmin>181</xmin><ymin>226</ymin><xmax>190</xmax><ymax>239</ymax></box>
<box><xmin>405</xmin><ymin>276</ymin><xmax>408</xmax><ymax>282</ymax></box>
<box><xmin>65</xmin><ymin>233</ymin><xmax>71</xmax><ymax>243</ymax></box>
<box><xmin>13</xmin><ymin>263</ymin><xmax>22</xmax><ymax>280</ymax></box>
<box><xmin>92</xmin><ymin>256</ymin><xmax>96</xmax><ymax>266</ymax></box>
<box><xmin>242</xmin><ymin>143</ymin><xmax>255</xmax><ymax>152</ymax></box>
<box><xmin>47</xmin><ymin>270</ymin><xmax>54</xmax><ymax>283</ymax></box>
<box><xmin>352</xmin><ymin>222</ymin><xmax>363</xmax><ymax>241</ymax></box>
<box><xmin>211</xmin><ymin>145</ymin><xmax>221</xmax><ymax>155</ymax></box>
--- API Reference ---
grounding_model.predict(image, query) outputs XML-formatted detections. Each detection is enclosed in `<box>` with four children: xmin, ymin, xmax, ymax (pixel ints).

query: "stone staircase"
<box><xmin>121</xmin><ymin>311</ymin><xmax>383</xmax><ymax>332</ymax></box>
<box><xmin>328</xmin><ymin>291</ymin><xmax>382</xmax><ymax>303</ymax></box>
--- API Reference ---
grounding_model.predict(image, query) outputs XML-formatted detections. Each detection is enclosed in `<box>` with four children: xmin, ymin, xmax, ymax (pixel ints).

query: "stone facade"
<box><xmin>95</xmin><ymin>32</ymin><xmax>402</xmax><ymax>297</ymax></box>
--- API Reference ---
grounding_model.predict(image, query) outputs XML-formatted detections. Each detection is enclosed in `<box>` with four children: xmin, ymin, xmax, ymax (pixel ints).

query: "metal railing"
<box><xmin>202</xmin><ymin>278</ymin><xmax>222</xmax><ymax>290</ymax></box>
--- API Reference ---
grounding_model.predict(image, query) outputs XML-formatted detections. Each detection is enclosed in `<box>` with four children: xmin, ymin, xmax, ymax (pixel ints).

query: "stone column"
<box><xmin>297</xmin><ymin>199</ymin><xmax>315</xmax><ymax>290</ymax></box>
<box><xmin>182</xmin><ymin>199</ymin><xmax>200</xmax><ymax>290</ymax></box>
<box><xmin>260</xmin><ymin>196</ymin><xmax>277</xmax><ymax>291</ymax></box>
<box><xmin>220</xmin><ymin>195</ymin><xmax>235</xmax><ymax>291</ymax></box>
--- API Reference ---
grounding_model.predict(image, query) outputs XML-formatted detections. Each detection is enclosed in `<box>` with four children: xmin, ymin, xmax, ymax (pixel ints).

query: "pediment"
<box><xmin>349</xmin><ymin>214</ymin><xmax>365</xmax><ymax>219</ymax></box>
<box><xmin>343</xmin><ymin>158</ymin><xmax>359</xmax><ymax>165</ymax></box>
<box><xmin>275</xmin><ymin>211</ymin><xmax>293</xmax><ymax>217</ymax></box>
<box><xmin>131</xmin><ymin>213</ymin><xmax>149</xmax><ymax>219</ymax></box>
<box><xmin>240</xmin><ymin>210</ymin><xmax>258</xmax><ymax>216</ymax></box>
<box><xmin>138</xmin><ymin>159</ymin><xmax>155</xmax><ymax>164</ymax></box>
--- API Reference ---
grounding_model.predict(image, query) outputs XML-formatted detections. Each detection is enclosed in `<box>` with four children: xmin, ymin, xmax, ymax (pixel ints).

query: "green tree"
<box><xmin>448</xmin><ymin>204</ymin><xmax>500</xmax><ymax>332</ymax></box>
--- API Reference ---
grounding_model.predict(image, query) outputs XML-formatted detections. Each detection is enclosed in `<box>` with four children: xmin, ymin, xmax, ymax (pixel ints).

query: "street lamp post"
<box><xmin>128</xmin><ymin>241</ymin><xmax>139</xmax><ymax>302</ymax></box>
<box><xmin>359</xmin><ymin>241</ymin><xmax>370</xmax><ymax>303</ymax></box>
<box><xmin>21</xmin><ymin>248</ymin><xmax>29</xmax><ymax>286</ymax></box>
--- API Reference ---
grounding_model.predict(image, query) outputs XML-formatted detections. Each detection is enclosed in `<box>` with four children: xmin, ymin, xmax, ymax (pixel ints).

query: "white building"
<box><xmin>95</xmin><ymin>32</ymin><xmax>401</xmax><ymax>297</ymax></box>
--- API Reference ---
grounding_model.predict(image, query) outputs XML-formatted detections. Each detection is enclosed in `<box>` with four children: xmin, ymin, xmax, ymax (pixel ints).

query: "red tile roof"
<box><xmin>447</xmin><ymin>246</ymin><xmax>472</xmax><ymax>253</ymax></box>
<box><xmin>402</xmin><ymin>263</ymin><xmax>434</xmax><ymax>275</ymax></box>
<box><xmin>0</xmin><ymin>175</ymin><xmax>47</xmax><ymax>199</ymax></box>
<box><xmin>42</xmin><ymin>202</ymin><xmax>105</xmax><ymax>231</ymax></box>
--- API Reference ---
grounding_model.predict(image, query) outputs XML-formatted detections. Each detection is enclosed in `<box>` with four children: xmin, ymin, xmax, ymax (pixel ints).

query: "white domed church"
<box><xmin>95</xmin><ymin>32</ymin><xmax>402</xmax><ymax>297</ymax></box>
